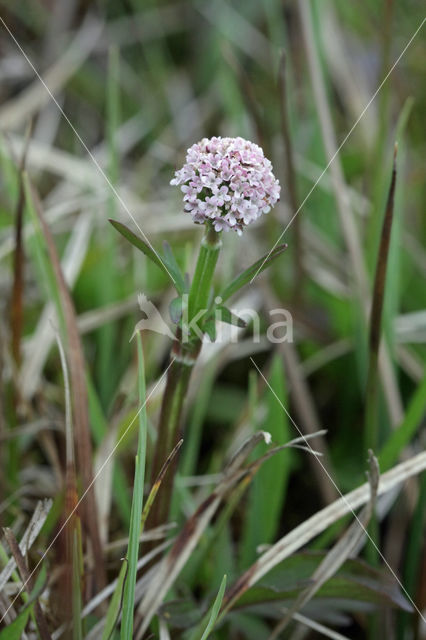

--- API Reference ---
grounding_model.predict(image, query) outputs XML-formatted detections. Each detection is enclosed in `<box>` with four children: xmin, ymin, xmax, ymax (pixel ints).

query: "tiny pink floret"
<box><xmin>171</xmin><ymin>136</ymin><xmax>281</xmax><ymax>234</ymax></box>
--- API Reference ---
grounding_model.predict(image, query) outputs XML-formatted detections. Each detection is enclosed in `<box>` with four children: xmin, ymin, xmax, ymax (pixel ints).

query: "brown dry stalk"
<box><xmin>10</xmin><ymin>122</ymin><xmax>33</xmax><ymax>367</ymax></box>
<box><xmin>365</xmin><ymin>145</ymin><xmax>398</xmax><ymax>452</ymax></box>
<box><xmin>278</xmin><ymin>50</ymin><xmax>303</xmax><ymax>297</ymax></box>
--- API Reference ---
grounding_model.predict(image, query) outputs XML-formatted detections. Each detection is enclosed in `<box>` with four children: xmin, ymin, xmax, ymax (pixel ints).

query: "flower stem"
<box><xmin>147</xmin><ymin>335</ymin><xmax>200</xmax><ymax>530</ymax></box>
<box><xmin>146</xmin><ymin>225</ymin><xmax>220</xmax><ymax>537</ymax></box>
<box><xmin>188</xmin><ymin>224</ymin><xmax>222</xmax><ymax>321</ymax></box>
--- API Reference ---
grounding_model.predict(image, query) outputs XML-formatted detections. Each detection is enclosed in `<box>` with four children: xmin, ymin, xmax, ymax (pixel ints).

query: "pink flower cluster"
<box><xmin>170</xmin><ymin>136</ymin><xmax>281</xmax><ymax>234</ymax></box>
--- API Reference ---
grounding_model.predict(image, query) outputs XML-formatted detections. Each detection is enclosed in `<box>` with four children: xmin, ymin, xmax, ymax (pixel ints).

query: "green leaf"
<box><xmin>217</xmin><ymin>306</ymin><xmax>247</xmax><ymax>328</ymax></box>
<box><xmin>379</xmin><ymin>372</ymin><xmax>426</xmax><ymax>471</ymax></box>
<box><xmin>203</xmin><ymin>317</ymin><xmax>217</xmax><ymax>342</ymax></box>
<box><xmin>163</xmin><ymin>241</ymin><xmax>186</xmax><ymax>293</ymax></box>
<box><xmin>72</xmin><ymin>526</ymin><xmax>83</xmax><ymax>640</ymax></box>
<box><xmin>24</xmin><ymin>175</ymin><xmax>65</xmax><ymax>334</ymax></box>
<box><xmin>0</xmin><ymin>605</ymin><xmax>32</xmax><ymax>639</ymax></box>
<box><xmin>169</xmin><ymin>296</ymin><xmax>183</xmax><ymax>324</ymax></box>
<box><xmin>0</xmin><ymin>565</ymin><xmax>47</xmax><ymax>640</ymax></box>
<box><xmin>102</xmin><ymin>560</ymin><xmax>128</xmax><ymax>640</ymax></box>
<box><xmin>219</xmin><ymin>244</ymin><xmax>287</xmax><ymax>303</ymax></box>
<box><xmin>120</xmin><ymin>334</ymin><xmax>147</xmax><ymax>639</ymax></box>
<box><xmin>236</xmin><ymin>552</ymin><xmax>412</xmax><ymax>613</ymax></box>
<box><xmin>188</xmin><ymin>575</ymin><xmax>227</xmax><ymax>640</ymax></box>
<box><xmin>241</xmin><ymin>356</ymin><xmax>291</xmax><ymax>565</ymax></box>
<box><xmin>109</xmin><ymin>219</ymin><xmax>182</xmax><ymax>292</ymax></box>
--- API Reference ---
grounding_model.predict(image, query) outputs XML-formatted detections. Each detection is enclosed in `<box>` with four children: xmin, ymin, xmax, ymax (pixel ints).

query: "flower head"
<box><xmin>171</xmin><ymin>136</ymin><xmax>281</xmax><ymax>234</ymax></box>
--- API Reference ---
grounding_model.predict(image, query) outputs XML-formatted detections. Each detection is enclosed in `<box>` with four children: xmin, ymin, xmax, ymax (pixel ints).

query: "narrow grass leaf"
<box><xmin>120</xmin><ymin>333</ymin><xmax>147</xmax><ymax>639</ymax></box>
<box><xmin>379</xmin><ymin>372</ymin><xmax>426</xmax><ymax>471</ymax></box>
<box><xmin>141</xmin><ymin>439</ymin><xmax>184</xmax><ymax>534</ymax></box>
<box><xmin>189</xmin><ymin>574</ymin><xmax>227</xmax><ymax>640</ymax></box>
<box><xmin>242</xmin><ymin>355</ymin><xmax>290</xmax><ymax>564</ymax></box>
<box><xmin>101</xmin><ymin>560</ymin><xmax>128</xmax><ymax>640</ymax></box>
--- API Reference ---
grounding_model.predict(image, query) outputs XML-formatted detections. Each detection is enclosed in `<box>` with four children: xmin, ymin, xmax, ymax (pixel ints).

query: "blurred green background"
<box><xmin>0</xmin><ymin>0</ymin><xmax>425</xmax><ymax>638</ymax></box>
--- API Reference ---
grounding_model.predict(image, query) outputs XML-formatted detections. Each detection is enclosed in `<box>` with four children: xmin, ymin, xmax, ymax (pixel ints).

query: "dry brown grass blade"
<box><xmin>27</xmin><ymin>180</ymin><xmax>105</xmax><ymax>593</ymax></box>
<box><xmin>284</xmin><ymin>610</ymin><xmax>351</xmax><ymax>640</ymax></box>
<box><xmin>365</xmin><ymin>145</ymin><xmax>398</xmax><ymax>451</ymax></box>
<box><xmin>278</xmin><ymin>51</ymin><xmax>303</xmax><ymax>298</ymax></box>
<box><xmin>220</xmin><ymin>451</ymin><xmax>426</xmax><ymax>616</ymax></box>
<box><xmin>9</xmin><ymin>122</ymin><xmax>33</xmax><ymax>368</ymax></box>
<box><xmin>0</xmin><ymin>499</ymin><xmax>52</xmax><ymax>591</ymax></box>
<box><xmin>53</xmin><ymin>326</ymin><xmax>80</xmax><ymax>622</ymax></box>
<box><xmin>268</xmin><ymin>452</ymin><xmax>380</xmax><ymax>638</ymax></box>
<box><xmin>369</xmin><ymin>144</ymin><xmax>398</xmax><ymax>363</ymax></box>
<box><xmin>142</xmin><ymin>439</ymin><xmax>184</xmax><ymax>560</ymax></box>
<box><xmin>3</xmin><ymin>527</ymin><xmax>52</xmax><ymax>640</ymax></box>
<box><xmin>134</xmin><ymin>431</ymin><xmax>273</xmax><ymax>638</ymax></box>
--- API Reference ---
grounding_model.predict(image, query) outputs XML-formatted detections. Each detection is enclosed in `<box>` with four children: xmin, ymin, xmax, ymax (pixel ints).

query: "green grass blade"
<box><xmin>241</xmin><ymin>355</ymin><xmax>291</xmax><ymax>565</ymax></box>
<box><xmin>379</xmin><ymin>373</ymin><xmax>426</xmax><ymax>471</ymax></box>
<box><xmin>23</xmin><ymin>174</ymin><xmax>65</xmax><ymax>333</ymax></box>
<box><xmin>120</xmin><ymin>333</ymin><xmax>147</xmax><ymax>639</ymax></box>
<box><xmin>0</xmin><ymin>606</ymin><xmax>32</xmax><ymax>640</ymax></box>
<box><xmin>188</xmin><ymin>574</ymin><xmax>227</xmax><ymax>640</ymax></box>
<box><xmin>97</xmin><ymin>44</ymin><xmax>121</xmax><ymax>408</ymax></box>
<box><xmin>72</xmin><ymin>525</ymin><xmax>83</xmax><ymax>640</ymax></box>
<box><xmin>102</xmin><ymin>560</ymin><xmax>128</xmax><ymax>640</ymax></box>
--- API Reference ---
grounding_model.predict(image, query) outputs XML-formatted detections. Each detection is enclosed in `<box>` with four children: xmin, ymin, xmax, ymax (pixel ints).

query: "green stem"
<box><xmin>188</xmin><ymin>224</ymin><xmax>222</xmax><ymax>320</ymax></box>
<box><xmin>146</xmin><ymin>225</ymin><xmax>221</xmax><ymax>536</ymax></box>
<box><xmin>146</xmin><ymin>335</ymin><xmax>201</xmax><ymax>538</ymax></box>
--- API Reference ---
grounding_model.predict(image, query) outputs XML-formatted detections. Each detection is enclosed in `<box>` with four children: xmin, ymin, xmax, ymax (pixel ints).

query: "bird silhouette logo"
<box><xmin>131</xmin><ymin>294</ymin><xmax>175</xmax><ymax>341</ymax></box>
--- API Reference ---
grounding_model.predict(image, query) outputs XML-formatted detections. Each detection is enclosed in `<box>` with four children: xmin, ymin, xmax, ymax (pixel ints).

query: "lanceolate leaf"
<box><xmin>203</xmin><ymin>317</ymin><xmax>217</xmax><ymax>342</ymax></box>
<box><xmin>219</xmin><ymin>244</ymin><xmax>287</xmax><ymax>302</ymax></box>
<box><xmin>169</xmin><ymin>296</ymin><xmax>183</xmax><ymax>324</ymax></box>
<box><xmin>217</xmin><ymin>306</ymin><xmax>247</xmax><ymax>328</ymax></box>
<box><xmin>163</xmin><ymin>241</ymin><xmax>186</xmax><ymax>293</ymax></box>
<box><xmin>109</xmin><ymin>219</ymin><xmax>183</xmax><ymax>293</ymax></box>
<box><xmin>0</xmin><ymin>605</ymin><xmax>32</xmax><ymax>640</ymax></box>
<box><xmin>235</xmin><ymin>552</ymin><xmax>412</xmax><ymax>613</ymax></box>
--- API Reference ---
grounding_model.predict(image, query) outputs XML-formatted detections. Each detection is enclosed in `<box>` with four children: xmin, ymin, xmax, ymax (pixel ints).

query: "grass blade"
<box><xmin>241</xmin><ymin>356</ymin><xmax>291</xmax><ymax>565</ymax></box>
<box><xmin>379</xmin><ymin>372</ymin><xmax>426</xmax><ymax>471</ymax></box>
<box><xmin>365</xmin><ymin>145</ymin><xmax>398</xmax><ymax>452</ymax></box>
<box><xmin>189</xmin><ymin>574</ymin><xmax>227</xmax><ymax>640</ymax></box>
<box><xmin>101</xmin><ymin>561</ymin><xmax>128</xmax><ymax>640</ymax></box>
<box><xmin>3</xmin><ymin>528</ymin><xmax>52</xmax><ymax>640</ymax></box>
<box><xmin>120</xmin><ymin>333</ymin><xmax>147</xmax><ymax>639</ymax></box>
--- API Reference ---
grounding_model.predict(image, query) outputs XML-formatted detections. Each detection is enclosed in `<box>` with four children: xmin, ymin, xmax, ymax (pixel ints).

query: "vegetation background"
<box><xmin>0</xmin><ymin>0</ymin><xmax>425</xmax><ymax>638</ymax></box>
